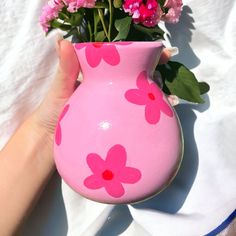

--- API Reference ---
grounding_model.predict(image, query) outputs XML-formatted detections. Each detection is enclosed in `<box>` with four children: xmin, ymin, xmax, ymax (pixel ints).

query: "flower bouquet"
<box><xmin>40</xmin><ymin>0</ymin><xmax>210</xmax><ymax>204</ymax></box>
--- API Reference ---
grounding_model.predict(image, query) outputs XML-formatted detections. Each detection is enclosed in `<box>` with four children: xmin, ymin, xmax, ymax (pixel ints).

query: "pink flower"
<box><xmin>75</xmin><ymin>42</ymin><xmax>131</xmax><ymax>68</ymax></box>
<box><xmin>123</xmin><ymin>0</ymin><xmax>162</xmax><ymax>27</ymax></box>
<box><xmin>84</xmin><ymin>144</ymin><xmax>141</xmax><ymax>198</ymax></box>
<box><xmin>125</xmin><ymin>71</ymin><xmax>173</xmax><ymax>124</ymax></box>
<box><xmin>40</xmin><ymin>0</ymin><xmax>96</xmax><ymax>32</ymax></box>
<box><xmin>162</xmin><ymin>0</ymin><xmax>183</xmax><ymax>23</ymax></box>
<box><xmin>39</xmin><ymin>0</ymin><xmax>64</xmax><ymax>32</ymax></box>
<box><xmin>63</xmin><ymin>0</ymin><xmax>95</xmax><ymax>12</ymax></box>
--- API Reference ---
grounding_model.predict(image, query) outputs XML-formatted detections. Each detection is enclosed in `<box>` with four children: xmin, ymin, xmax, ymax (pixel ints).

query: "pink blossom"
<box><xmin>84</xmin><ymin>144</ymin><xmax>141</xmax><ymax>198</ymax></box>
<box><xmin>63</xmin><ymin>0</ymin><xmax>95</xmax><ymax>12</ymax></box>
<box><xmin>40</xmin><ymin>0</ymin><xmax>96</xmax><ymax>32</ymax></box>
<box><xmin>125</xmin><ymin>71</ymin><xmax>173</xmax><ymax>124</ymax></box>
<box><xmin>162</xmin><ymin>0</ymin><xmax>183</xmax><ymax>23</ymax></box>
<box><xmin>39</xmin><ymin>0</ymin><xmax>64</xmax><ymax>32</ymax></box>
<box><xmin>123</xmin><ymin>0</ymin><xmax>162</xmax><ymax>27</ymax></box>
<box><xmin>75</xmin><ymin>42</ymin><xmax>131</xmax><ymax>68</ymax></box>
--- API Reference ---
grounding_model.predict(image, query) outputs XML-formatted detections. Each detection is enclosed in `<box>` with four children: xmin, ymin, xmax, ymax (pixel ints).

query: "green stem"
<box><xmin>97</xmin><ymin>9</ymin><xmax>110</xmax><ymax>41</ymax></box>
<box><xmin>93</xmin><ymin>10</ymin><xmax>98</xmax><ymax>38</ymax></box>
<box><xmin>88</xmin><ymin>21</ymin><xmax>93</xmax><ymax>41</ymax></box>
<box><xmin>108</xmin><ymin>0</ymin><xmax>113</xmax><ymax>41</ymax></box>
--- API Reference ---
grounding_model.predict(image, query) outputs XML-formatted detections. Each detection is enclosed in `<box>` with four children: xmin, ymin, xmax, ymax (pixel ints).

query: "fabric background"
<box><xmin>0</xmin><ymin>0</ymin><xmax>235</xmax><ymax>235</ymax></box>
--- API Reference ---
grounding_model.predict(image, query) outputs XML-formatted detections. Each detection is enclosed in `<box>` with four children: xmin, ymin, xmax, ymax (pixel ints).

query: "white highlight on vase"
<box><xmin>99</xmin><ymin>121</ymin><xmax>112</xmax><ymax>130</ymax></box>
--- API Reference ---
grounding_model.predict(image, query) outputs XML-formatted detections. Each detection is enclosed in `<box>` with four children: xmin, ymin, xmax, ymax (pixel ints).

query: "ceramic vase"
<box><xmin>54</xmin><ymin>41</ymin><xmax>183</xmax><ymax>204</ymax></box>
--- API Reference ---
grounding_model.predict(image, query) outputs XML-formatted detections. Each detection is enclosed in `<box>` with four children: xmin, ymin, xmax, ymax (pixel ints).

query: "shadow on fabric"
<box><xmin>18</xmin><ymin>173</ymin><xmax>68</xmax><ymax>236</ymax></box>
<box><xmin>132</xmin><ymin>95</ymin><xmax>210</xmax><ymax>213</ymax></box>
<box><xmin>95</xmin><ymin>205</ymin><xmax>133</xmax><ymax>236</ymax></box>
<box><xmin>166</xmin><ymin>6</ymin><xmax>200</xmax><ymax>69</ymax></box>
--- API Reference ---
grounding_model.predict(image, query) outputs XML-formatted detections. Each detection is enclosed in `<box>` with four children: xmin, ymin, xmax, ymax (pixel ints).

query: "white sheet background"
<box><xmin>0</xmin><ymin>0</ymin><xmax>236</xmax><ymax>235</ymax></box>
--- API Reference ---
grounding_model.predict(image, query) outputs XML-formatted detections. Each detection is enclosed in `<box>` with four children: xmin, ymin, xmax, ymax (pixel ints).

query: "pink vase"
<box><xmin>54</xmin><ymin>41</ymin><xmax>183</xmax><ymax>204</ymax></box>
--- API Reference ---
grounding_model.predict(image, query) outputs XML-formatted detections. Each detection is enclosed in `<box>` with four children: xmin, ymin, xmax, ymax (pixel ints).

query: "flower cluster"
<box><xmin>162</xmin><ymin>0</ymin><xmax>183</xmax><ymax>23</ymax></box>
<box><xmin>123</xmin><ymin>0</ymin><xmax>182</xmax><ymax>27</ymax></box>
<box><xmin>40</xmin><ymin>0</ymin><xmax>183</xmax><ymax>33</ymax></box>
<box><xmin>40</xmin><ymin>0</ymin><xmax>96</xmax><ymax>32</ymax></box>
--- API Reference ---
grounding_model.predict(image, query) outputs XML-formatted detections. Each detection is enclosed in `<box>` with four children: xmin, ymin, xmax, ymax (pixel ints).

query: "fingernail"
<box><xmin>167</xmin><ymin>47</ymin><xmax>179</xmax><ymax>57</ymax></box>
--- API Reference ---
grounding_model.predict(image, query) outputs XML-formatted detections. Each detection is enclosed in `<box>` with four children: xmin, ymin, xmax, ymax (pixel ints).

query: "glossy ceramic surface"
<box><xmin>54</xmin><ymin>42</ymin><xmax>183</xmax><ymax>204</ymax></box>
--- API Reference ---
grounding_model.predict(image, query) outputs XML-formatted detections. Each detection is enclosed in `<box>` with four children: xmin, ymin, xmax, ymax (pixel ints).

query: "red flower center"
<box><xmin>148</xmin><ymin>92</ymin><xmax>155</xmax><ymax>100</ymax></box>
<box><xmin>93</xmin><ymin>42</ymin><xmax>103</xmax><ymax>48</ymax></box>
<box><xmin>102</xmin><ymin>170</ymin><xmax>114</xmax><ymax>180</ymax></box>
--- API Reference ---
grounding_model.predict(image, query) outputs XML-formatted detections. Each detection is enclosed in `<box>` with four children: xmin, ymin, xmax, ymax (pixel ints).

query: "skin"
<box><xmin>0</xmin><ymin>40</ymin><xmax>170</xmax><ymax>236</ymax></box>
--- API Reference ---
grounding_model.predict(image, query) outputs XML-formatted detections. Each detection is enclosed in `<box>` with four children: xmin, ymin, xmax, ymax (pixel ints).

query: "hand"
<box><xmin>0</xmin><ymin>40</ymin><xmax>80</xmax><ymax>235</ymax></box>
<box><xmin>32</xmin><ymin>40</ymin><xmax>80</xmax><ymax>141</ymax></box>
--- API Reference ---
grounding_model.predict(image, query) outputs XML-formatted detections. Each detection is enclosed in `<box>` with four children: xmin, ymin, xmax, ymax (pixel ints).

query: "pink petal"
<box><xmin>145</xmin><ymin>102</ymin><xmax>161</xmax><ymax>124</ymax></box>
<box><xmin>85</xmin><ymin>45</ymin><xmax>102</xmax><ymax>67</ymax></box>
<box><xmin>84</xmin><ymin>175</ymin><xmax>103</xmax><ymax>189</ymax></box>
<box><xmin>106</xmin><ymin>144</ymin><xmax>127</xmax><ymax>170</ymax></box>
<box><xmin>125</xmin><ymin>89</ymin><xmax>148</xmax><ymax>105</ymax></box>
<box><xmin>87</xmin><ymin>153</ymin><xmax>106</xmax><ymax>175</ymax></box>
<box><xmin>149</xmin><ymin>83</ymin><xmax>162</xmax><ymax>100</ymax></box>
<box><xmin>104</xmin><ymin>179</ymin><xmax>125</xmax><ymax>198</ymax></box>
<box><xmin>136</xmin><ymin>71</ymin><xmax>150</xmax><ymax>90</ymax></box>
<box><xmin>159</xmin><ymin>99</ymin><xmax>174</xmax><ymax>117</ymax></box>
<box><xmin>55</xmin><ymin>124</ymin><xmax>61</xmax><ymax>146</ymax></box>
<box><xmin>102</xmin><ymin>45</ymin><xmax>120</xmax><ymax>66</ymax></box>
<box><xmin>119</xmin><ymin>167</ymin><xmax>141</xmax><ymax>184</ymax></box>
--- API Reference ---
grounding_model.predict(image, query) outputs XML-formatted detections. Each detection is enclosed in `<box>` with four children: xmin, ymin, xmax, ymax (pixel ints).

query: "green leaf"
<box><xmin>113</xmin><ymin>0</ymin><xmax>122</xmax><ymax>8</ymax></box>
<box><xmin>63</xmin><ymin>27</ymin><xmax>77</xmax><ymax>39</ymax></box>
<box><xmin>58</xmin><ymin>12</ymin><xmax>69</xmax><ymax>21</ymax></box>
<box><xmin>198</xmin><ymin>82</ymin><xmax>210</xmax><ymax>95</ymax></box>
<box><xmin>70</xmin><ymin>11</ymin><xmax>84</xmax><ymax>26</ymax></box>
<box><xmin>158</xmin><ymin>0</ymin><xmax>166</xmax><ymax>8</ymax></box>
<box><xmin>95</xmin><ymin>31</ymin><xmax>106</xmax><ymax>41</ymax></box>
<box><xmin>113</xmin><ymin>17</ymin><xmax>132</xmax><ymax>41</ymax></box>
<box><xmin>95</xmin><ymin>2</ymin><xmax>109</xmax><ymax>8</ymax></box>
<box><xmin>133</xmin><ymin>24</ymin><xmax>165</xmax><ymax>40</ymax></box>
<box><xmin>158</xmin><ymin>61</ymin><xmax>205</xmax><ymax>104</ymax></box>
<box><xmin>50</xmin><ymin>19</ymin><xmax>71</xmax><ymax>31</ymax></box>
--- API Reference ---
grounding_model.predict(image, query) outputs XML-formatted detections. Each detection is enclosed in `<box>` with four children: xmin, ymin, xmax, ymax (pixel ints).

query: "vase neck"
<box><xmin>74</xmin><ymin>42</ymin><xmax>163</xmax><ymax>80</ymax></box>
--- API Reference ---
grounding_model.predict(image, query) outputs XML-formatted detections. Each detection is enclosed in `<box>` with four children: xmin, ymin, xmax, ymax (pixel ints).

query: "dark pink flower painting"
<box><xmin>125</xmin><ymin>71</ymin><xmax>173</xmax><ymax>124</ymax></box>
<box><xmin>84</xmin><ymin>144</ymin><xmax>141</xmax><ymax>198</ymax></box>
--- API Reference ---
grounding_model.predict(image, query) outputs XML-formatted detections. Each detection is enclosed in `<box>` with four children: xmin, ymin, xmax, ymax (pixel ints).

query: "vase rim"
<box><xmin>73</xmin><ymin>41</ymin><xmax>163</xmax><ymax>49</ymax></box>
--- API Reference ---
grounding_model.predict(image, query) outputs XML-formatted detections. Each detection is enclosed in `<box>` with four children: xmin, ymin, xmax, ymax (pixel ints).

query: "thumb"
<box><xmin>32</xmin><ymin>40</ymin><xmax>80</xmax><ymax>135</ymax></box>
<box><xmin>52</xmin><ymin>39</ymin><xmax>80</xmax><ymax>99</ymax></box>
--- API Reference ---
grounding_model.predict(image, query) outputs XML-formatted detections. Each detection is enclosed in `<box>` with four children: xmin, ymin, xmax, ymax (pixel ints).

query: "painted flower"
<box><xmin>84</xmin><ymin>144</ymin><xmax>141</xmax><ymax>198</ymax></box>
<box><xmin>75</xmin><ymin>42</ymin><xmax>131</xmax><ymax>68</ymax></box>
<box><xmin>55</xmin><ymin>104</ymin><xmax>70</xmax><ymax>145</ymax></box>
<box><xmin>123</xmin><ymin>0</ymin><xmax>162</xmax><ymax>27</ymax></box>
<box><xmin>162</xmin><ymin>0</ymin><xmax>183</xmax><ymax>23</ymax></box>
<box><xmin>125</xmin><ymin>71</ymin><xmax>173</xmax><ymax>124</ymax></box>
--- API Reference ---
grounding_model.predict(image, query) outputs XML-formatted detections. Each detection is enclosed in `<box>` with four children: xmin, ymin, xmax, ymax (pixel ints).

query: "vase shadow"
<box><xmin>166</xmin><ymin>6</ymin><xmax>200</xmax><ymax>69</ymax></box>
<box><xmin>95</xmin><ymin>205</ymin><xmax>133</xmax><ymax>236</ymax></box>
<box><xmin>18</xmin><ymin>173</ymin><xmax>68</xmax><ymax>236</ymax></box>
<box><xmin>132</xmin><ymin>95</ymin><xmax>210</xmax><ymax>213</ymax></box>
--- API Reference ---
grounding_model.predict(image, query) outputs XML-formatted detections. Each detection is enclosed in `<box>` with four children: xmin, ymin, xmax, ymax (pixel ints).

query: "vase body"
<box><xmin>54</xmin><ymin>42</ymin><xmax>183</xmax><ymax>204</ymax></box>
